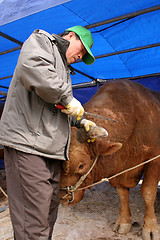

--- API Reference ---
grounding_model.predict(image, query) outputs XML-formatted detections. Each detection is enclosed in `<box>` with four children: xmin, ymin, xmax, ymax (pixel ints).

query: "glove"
<box><xmin>80</xmin><ymin>119</ymin><xmax>96</xmax><ymax>132</ymax></box>
<box><xmin>61</xmin><ymin>97</ymin><xmax>84</xmax><ymax>120</ymax></box>
<box><xmin>80</xmin><ymin>119</ymin><xmax>96</xmax><ymax>142</ymax></box>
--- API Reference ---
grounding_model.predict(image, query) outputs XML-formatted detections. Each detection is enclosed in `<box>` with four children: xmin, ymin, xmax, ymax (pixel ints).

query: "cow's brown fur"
<box><xmin>60</xmin><ymin>80</ymin><xmax>160</xmax><ymax>240</ymax></box>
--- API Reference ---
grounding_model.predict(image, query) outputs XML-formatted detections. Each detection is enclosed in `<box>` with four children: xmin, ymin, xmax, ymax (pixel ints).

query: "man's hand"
<box><xmin>80</xmin><ymin>119</ymin><xmax>96</xmax><ymax>132</ymax></box>
<box><xmin>61</xmin><ymin>97</ymin><xmax>84</xmax><ymax>120</ymax></box>
<box><xmin>80</xmin><ymin>119</ymin><xmax>96</xmax><ymax>142</ymax></box>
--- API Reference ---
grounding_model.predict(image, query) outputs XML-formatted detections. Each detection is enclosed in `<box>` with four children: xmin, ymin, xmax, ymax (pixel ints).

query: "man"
<box><xmin>0</xmin><ymin>26</ymin><xmax>95</xmax><ymax>239</ymax></box>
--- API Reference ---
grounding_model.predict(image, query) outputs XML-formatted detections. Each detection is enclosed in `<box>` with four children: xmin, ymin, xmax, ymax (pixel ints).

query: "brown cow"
<box><xmin>60</xmin><ymin>80</ymin><xmax>160</xmax><ymax>240</ymax></box>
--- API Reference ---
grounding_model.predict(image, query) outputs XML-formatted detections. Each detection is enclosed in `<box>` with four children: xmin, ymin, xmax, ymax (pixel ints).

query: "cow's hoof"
<box><xmin>113</xmin><ymin>222</ymin><xmax>132</xmax><ymax>234</ymax></box>
<box><xmin>142</xmin><ymin>228</ymin><xmax>160</xmax><ymax>240</ymax></box>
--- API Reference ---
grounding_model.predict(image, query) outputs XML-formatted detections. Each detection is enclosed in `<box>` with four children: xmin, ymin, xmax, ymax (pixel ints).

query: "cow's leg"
<box><xmin>113</xmin><ymin>186</ymin><xmax>132</xmax><ymax>234</ymax></box>
<box><xmin>141</xmin><ymin>167</ymin><xmax>160</xmax><ymax>240</ymax></box>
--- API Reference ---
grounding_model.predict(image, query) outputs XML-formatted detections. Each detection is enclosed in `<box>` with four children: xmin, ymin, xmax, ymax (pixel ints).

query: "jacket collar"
<box><xmin>51</xmin><ymin>33</ymin><xmax>70</xmax><ymax>64</ymax></box>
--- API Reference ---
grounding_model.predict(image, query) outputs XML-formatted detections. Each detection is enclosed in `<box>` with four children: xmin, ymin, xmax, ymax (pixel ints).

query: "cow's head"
<box><xmin>60</xmin><ymin>126</ymin><xmax>122</xmax><ymax>206</ymax></box>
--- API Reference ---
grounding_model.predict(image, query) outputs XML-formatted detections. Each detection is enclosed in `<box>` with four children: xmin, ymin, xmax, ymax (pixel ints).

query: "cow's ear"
<box><xmin>95</xmin><ymin>139</ymin><xmax>122</xmax><ymax>156</ymax></box>
<box><xmin>104</xmin><ymin>142</ymin><xmax>122</xmax><ymax>155</ymax></box>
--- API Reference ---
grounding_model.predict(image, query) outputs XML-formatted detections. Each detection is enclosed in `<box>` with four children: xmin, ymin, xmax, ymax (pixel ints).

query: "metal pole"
<box><xmin>95</xmin><ymin>42</ymin><xmax>160</xmax><ymax>59</ymax></box>
<box><xmin>0</xmin><ymin>31</ymin><xmax>23</xmax><ymax>46</ymax></box>
<box><xmin>72</xmin><ymin>72</ymin><xmax>160</xmax><ymax>89</ymax></box>
<box><xmin>85</xmin><ymin>5</ymin><xmax>160</xmax><ymax>29</ymax></box>
<box><xmin>0</xmin><ymin>91</ymin><xmax>7</xmax><ymax>96</ymax></box>
<box><xmin>74</xmin><ymin>42</ymin><xmax>160</xmax><ymax>63</ymax></box>
<box><xmin>0</xmin><ymin>76</ymin><xmax>12</xmax><ymax>80</ymax></box>
<box><xmin>70</xmin><ymin>66</ymin><xmax>97</xmax><ymax>81</ymax></box>
<box><xmin>0</xmin><ymin>46</ymin><xmax>21</xmax><ymax>55</ymax></box>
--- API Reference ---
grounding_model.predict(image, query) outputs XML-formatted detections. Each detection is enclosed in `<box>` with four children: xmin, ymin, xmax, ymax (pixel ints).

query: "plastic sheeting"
<box><xmin>0</xmin><ymin>0</ymin><xmax>160</xmax><ymax>99</ymax></box>
<box><xmin>0</xmin><ymin>0</ymin><xmax>71</xmax><ymax>26</ymax></box>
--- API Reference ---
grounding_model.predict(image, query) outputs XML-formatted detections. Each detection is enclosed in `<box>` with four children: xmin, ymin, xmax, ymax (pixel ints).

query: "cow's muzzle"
<box><xmin>60</xmin><ymin>155</ymin><xmax>99</xmax><ymax>203</ymax></box>
<box><xmin>60</xmin><ymin>186</ymin><xmax>75</xmax><ymax>203</ymax></box>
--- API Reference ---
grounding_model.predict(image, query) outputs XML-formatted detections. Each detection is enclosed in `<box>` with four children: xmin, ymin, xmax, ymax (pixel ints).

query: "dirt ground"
<box><xmin>0</xmin><ymin>169</ymin><xmax>160</xmax><ymax>240</ymax></box>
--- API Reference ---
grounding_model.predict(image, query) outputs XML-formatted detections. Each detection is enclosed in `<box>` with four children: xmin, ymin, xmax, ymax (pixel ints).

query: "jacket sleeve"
<box><xmin>16</xmin><ymin>30</ymin><xmax>73</xmax><ymax>106</ymax></box>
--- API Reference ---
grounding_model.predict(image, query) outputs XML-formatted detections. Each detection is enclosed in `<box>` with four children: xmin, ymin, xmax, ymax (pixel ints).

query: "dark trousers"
<box><xmin>4</xmin><ymin>147</ymin><xmax>62</xmax><ymax>240</ymax></box>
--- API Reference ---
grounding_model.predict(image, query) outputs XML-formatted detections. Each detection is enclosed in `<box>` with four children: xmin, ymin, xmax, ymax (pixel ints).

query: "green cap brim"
<box><xmin>81</xmin><ymin>38</ymin><xmax>95</xmax><ymax>65</ymax></box>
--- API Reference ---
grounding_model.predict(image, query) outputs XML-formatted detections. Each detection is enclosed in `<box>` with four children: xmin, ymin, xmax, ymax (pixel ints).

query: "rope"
<box><xmin>60</xmin><ymin>155</ymin><xmax>99</xmax><ymax>195</ymax></box>
<box><xmin>0</xmin><ymin>186</ymin><xmax>8</xmax><ymax>198</ymax></box>
<box><xmin>76</xmin><ymin>154</ymin><xmax>160</xmax><ymax>191</ymax></box>
<box><xmin>69</xmin><ymin>155</ymin><xmax>99</xmax><ymax>192</ymax></box>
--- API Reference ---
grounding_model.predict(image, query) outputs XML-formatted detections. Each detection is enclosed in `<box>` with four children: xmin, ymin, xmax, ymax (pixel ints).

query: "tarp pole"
<box><xmin>0</xmin><ymin>31</ymin><xmax>23</xmax><ymax>45</ymax></box>
<box><xmin>73</xmin><ymin>72</ymin><xmax>160</xmax><ymax>89</ymax></box>
<box><xmin>0</xmin><ymin>46</ymin><xmax>21</xmax><ymax>55</ymax></box>
<box><xmin>85</xmin><ymin>5</ymin><xmax>160</xmax><ymax>29</ymax></box>
<box><xmin>70</xmin><ymin>66</ymin><xmax>97</xmax><ymax>81</ymax></box>
<box><xmin>95</xmin><ymin>42</ymin><xmax>160</xmax><ymax>59</ymax></box>
<box><xmin>0</xmin><ymin>76</ymin><xmax>12</xmax><ymax>80</ymax></box>
<box><xmin>0</xmin><ymin>91</ymin><xmax>7</xmax><ymax>96</ymax></box>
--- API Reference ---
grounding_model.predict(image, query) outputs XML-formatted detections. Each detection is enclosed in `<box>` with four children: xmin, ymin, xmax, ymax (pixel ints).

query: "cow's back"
<box><xmin>84</xmin><ymin>80</ymin><xmax>160</xmax><ymax>145</ymax></box>
<box><xmin>83</xmin><ymin>80</ymin><xmax>160</xmax><ymax>186</ymax></box>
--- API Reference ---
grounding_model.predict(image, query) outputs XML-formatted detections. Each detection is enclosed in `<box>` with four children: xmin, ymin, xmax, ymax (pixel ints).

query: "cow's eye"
<box><xmin>79</xmin><ymin>164</ymin><xmax>84</xmax><ymax>169</ymax></box>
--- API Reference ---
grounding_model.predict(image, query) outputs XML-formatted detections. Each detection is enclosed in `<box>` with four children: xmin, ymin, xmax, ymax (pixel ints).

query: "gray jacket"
<box><xmin>0</xmin><ymin>29</ymin><xmax>80</xmax><ymax>160</ymax></box>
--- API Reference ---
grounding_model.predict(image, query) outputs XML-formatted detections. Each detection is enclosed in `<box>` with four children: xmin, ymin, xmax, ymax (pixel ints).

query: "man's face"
<box><xmin>64</xmin><ymin>32</ymin><xmax>87</xmax><ymax>65</ymax></box>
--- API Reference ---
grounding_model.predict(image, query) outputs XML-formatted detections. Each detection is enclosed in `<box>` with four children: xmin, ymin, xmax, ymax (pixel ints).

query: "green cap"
<box><xmin>65</xmin><ymin>25</ymin><xmax>95</xmax><ymax>65</ymax></box>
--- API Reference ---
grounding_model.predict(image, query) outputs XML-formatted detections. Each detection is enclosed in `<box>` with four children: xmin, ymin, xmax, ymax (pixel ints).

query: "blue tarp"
<box><xmin>0</xmin><ymin>0</ymin><xmax>71</xmax><ymax>26</ymax></box>
<box><xmin>0</xmin><ymin>160</ymin><xmax>4</xmax><ymax>169</ymax></box>
<box><xmin>0</xmin><ymin>0</ymin><xmax>160</xmax><ymax>99</ymax></box>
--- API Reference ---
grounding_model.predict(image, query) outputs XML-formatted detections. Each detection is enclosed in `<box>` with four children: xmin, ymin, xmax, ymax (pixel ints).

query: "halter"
<box><xmin>60</xmin><ymin>155</ymin><xmax>99</xmax><ymax>202</ymax></box>
<box><xmin>60</xmin><ymin>154</ymin><xmax>160</xmax><ymax>203</ymax></box>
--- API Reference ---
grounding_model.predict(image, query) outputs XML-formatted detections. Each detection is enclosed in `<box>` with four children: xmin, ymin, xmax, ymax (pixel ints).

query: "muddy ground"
<box><xmin>0</xmin><ymin>169</ymin><xmax>160</xmax><ymax>240</ymax></box>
